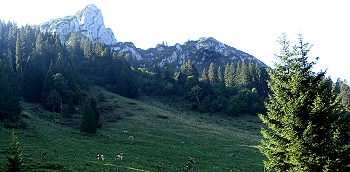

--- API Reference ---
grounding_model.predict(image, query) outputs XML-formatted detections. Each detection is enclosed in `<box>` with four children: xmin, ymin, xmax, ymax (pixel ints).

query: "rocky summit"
<box><xmin>40</xmin><ymin>4</ymin><xmax>266</xmax><ymax>70</ymax></box>
<box><xmin>115</xmin><ymin>37</ymin><xmax>267</xmax><ymax>70</ymax></box>
<box><xmin>40</xmin><ymin>4</ymin><xmax>117</xmax><ymax>45</ymax></box>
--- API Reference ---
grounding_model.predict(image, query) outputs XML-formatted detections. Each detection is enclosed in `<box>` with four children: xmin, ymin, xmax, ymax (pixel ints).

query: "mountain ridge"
<box><xmin>39</xmin><ymin>4</ymin><xmax>267</xmax><ymax>69</ymax></box>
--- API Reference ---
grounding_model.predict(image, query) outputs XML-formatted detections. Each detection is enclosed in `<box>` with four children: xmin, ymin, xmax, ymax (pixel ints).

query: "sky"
<box><xmin>1</xmin><ymin>0</ymin><xmax>349</xmax><ymax>82</ymax></box>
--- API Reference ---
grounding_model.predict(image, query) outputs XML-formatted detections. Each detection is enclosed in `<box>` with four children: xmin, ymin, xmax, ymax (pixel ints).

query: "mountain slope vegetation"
<box><xmin>1</xmin><ymin>13</ymin><xmax>350</xmax><ymax>171</ymax></box>
<box><xmin>0</xmin><ymin>86</ymin><xmax>265</xmax><ymax>171</ymax></box>
<box><xmin>0</xmin><ymin>20</ymin><xmax>268</xmax><ymax>171</ymax></box>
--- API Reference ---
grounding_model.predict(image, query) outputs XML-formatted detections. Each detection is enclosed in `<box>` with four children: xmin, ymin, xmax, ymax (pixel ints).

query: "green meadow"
<box><xmin>0</xmin><ymin>86</ymin><xmax>265</xmax><ymax>171</ymax></box>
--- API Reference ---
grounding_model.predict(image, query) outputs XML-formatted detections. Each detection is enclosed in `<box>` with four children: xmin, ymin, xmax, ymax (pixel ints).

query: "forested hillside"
<box><xmin>1</xmin><ymin>20</ymin><xmax>350</xmax><ymax>130</ymax></box>
<box><xmin>0</xmin><ymin>20</ymin><xmax>269</xmax><ymax>125</ymax></box>
<box><xmin>2</xmin><ymin>20</ymin><xmax>350</xmax><ymax>126</ymax></box>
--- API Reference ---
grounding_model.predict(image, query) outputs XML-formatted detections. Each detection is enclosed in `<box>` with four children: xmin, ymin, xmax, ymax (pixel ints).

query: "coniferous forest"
<box><xmin>0</xmin><ymin>21</ymin><xmax>275</xmax><ymax>128</ymax></box>
<box><xmin>1</xmin><ymin>20</ymin><xmax>350</xmax><ymax>171</ymax></box>
<box><xmin>1</xmin><ymin>20</ymin><xmax>350</xmax><ymax>135</ymax></box>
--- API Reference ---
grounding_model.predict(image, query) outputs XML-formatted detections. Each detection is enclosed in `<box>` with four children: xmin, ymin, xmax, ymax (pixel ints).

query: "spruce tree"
<box><xmin>200</xmin><ymin>69</ymin><xmax>209</xmax><ymax>85</ymax></box>
<box><xmin>6</xmin><ymin>131</ymin><xmax>24</xmax><ymax>172</ymax></box>
<box><xmin>22</xmin><ymin>54</ymin><xmax>46</xmax><ymax>102</ymax></box>
<box><xmin>177</xmin><ymin>60</ymin><xmax>199</xmax><ymax>96</ymax></box>
<box><xmin>224</xmin><ymin>63</ymin><xmax>234</xmax><ymax>87</ymax></box>
<box><xmin>0</xmin><ymin>61</ymin><xmax>22</xmax><ymax>123</ymax></box>
<box><xmin>82</xmin><ymin>38</ymin><xmax>93</xmax><ymax>60</ymax></box>
<box><xmin>217</xmin><ymin>66</ymin><xmax>224</xmax><ymax>84</ymax></box>
<box><xmin>80</xmin><ymin>98</ymin><xmax>100</xmax><ymax>134</ymax></box>
<box><xmin>15</xmin><ymin>30</ymin><xmax>25</xmax><ymax>74</ymax></box>
<box><xmin>208</xmin><ymin>62</ymin><xmax>217</xmax><ymax>84</ymax></box>
<box><xmin>235</xmin><ymin>61</ymin><xmax>250</xmax><ymax>87</ymax></box>
<box><xmin>258</xmin><ymin>34</ymin><xmax>350</xmax><ymax>171</ymax></box>
<box><xmin>80</xmin><ymin>106</ymin><xmax>97</xmax><ymax>134</ymax></box>
<box><xmin>46</xmin><ymin>90</ymin><xmax>62</xmax><ymax>113</ymax></box>
<box><xmin>334</xmin><ymin>80</ymin><xmax>350</xmax><ymax>111</ymax></box>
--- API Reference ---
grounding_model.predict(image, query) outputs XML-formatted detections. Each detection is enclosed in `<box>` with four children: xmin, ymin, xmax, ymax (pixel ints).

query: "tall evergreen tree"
<box><xmin>6</xmin><ymin>131</ymin><xmax>24</xmax><ymax>172</ymax></box>
<box><xmin>339</xmin><ymin>81</ymin><xmax>350</xmax><ymax>111</ymax></box>
<box><xmin>66</xmin><ymin>32</ymin><xmax>83</xmax><ymax>61</ymax></box>
<box><xmin>46</xmin><ymin>89</ymin><xmax>62</xmax><ymax>113</ymax></box>
<box><xmin>334</xmin><ymin>79</ymin><xmax>350</xmax><ymax>111</ymax></box>
<box><xmin>22</xmin><ymin>56</ymin><xmax>43</xmax><ymax>102</ymax></box>
<box><xmin>199</xmin><ymin>68</ymin><xmax>213</xmax><ymax>102</ymax></box>
<box><xmin>5</xmin><ymin>22</ymin><xmax>17</xmax><ymax>69</ymax></box>
<box><xmin>0</xmin><ymin>62</ymin><xmax>22</xmax><ymax>123</ymax></box>
<box><xmin>82</xmin><ymin>38</ymin><xmax>93</xmax><ymax>60</ymax></box>
<box><xmin>199</xmin><ymin>69</ymin><xmax>209</xmax><ymax>85</ymax></box>
<box><xmin>258</xmin><ymin>34</ymin><xmax>350</xmax><ymax>171</ymax></box>
<box><xmin>114</xmin><ymin>57</ymin><xmax>139</xmax><ymax>98</ymax></box>
<box><xmin>217</xmin><ymin>66</ymin><xmax>224</xmax><ymax>84</ymax></box>
<box><xmin>0</xmin><ymin>21</ymin><xmax>5</xmax><ymax>51</ymax></box>
<box><xmin>177</xmin><ymin>60</ymin><xmax>199</xmax><ymax>96</ymax></box>
<box><xmin>247</xmin><ymin>61</ymin><xmax>257</xmax><ymax>89</ymax></box>
<box><xmin>15</xmin><ymin>30</ymin><xmax>25</xmax><ymax>74</ymax></box>
<box><xmin>14</xmin><ymin>26</ymin><xmax>35</xmax><ymax>75</ymax></box>
<box><xmin>80</xmin><ymin>98</ymin><xmax>100</xmax><ymax>134</ymax></box>
<box><xmin>224</xmin><ymin>63</ymin><xmax>234</xmax><ymax>87</ymax></box>
<box><xmin>208</xmin><ymin>62</ymin><xmax>217</xmax><ymax>84</ymax></box>
<box><xmin>235</xmin><ymin>60</ymin><xmax>250</xmax><ymax>87</ymax></box>
<box><xmin>177</xmin><ymin>60</ymin><xmax>199</xmax><ymax>87</ymax></box>
<box><xmin>34</xmin><ymin>32</ymin><xmax>44</xmax><ymax>55</ymax></box>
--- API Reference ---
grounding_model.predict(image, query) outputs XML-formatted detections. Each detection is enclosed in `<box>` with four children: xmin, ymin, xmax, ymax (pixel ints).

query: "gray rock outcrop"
<box><xmin>40</xmin><ymin>4</ymin><xmax>117</xmax><ymax>45</ymax></box>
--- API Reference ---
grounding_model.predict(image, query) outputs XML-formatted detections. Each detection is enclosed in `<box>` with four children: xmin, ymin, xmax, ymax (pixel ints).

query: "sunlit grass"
<box><xmin>0</xmin><ymin>86</ymin><xmax>265</xmax><ymax>171</ymax></box>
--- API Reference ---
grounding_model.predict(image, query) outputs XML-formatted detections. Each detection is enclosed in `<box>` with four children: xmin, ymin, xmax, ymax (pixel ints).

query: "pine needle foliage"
<box><xmin>6</xmin><ymin>131</ymin><xmax>24</xmax><ymax>172</ymax></box>
<box><xmin>80</xmin><ymin>98</ymin><xmax>100</xmax><ymax>134</ymax></box>
<box><xmin>258</xmin><ymin>34</ymin><xmax>350</xmax><ymax>171</ymax></box>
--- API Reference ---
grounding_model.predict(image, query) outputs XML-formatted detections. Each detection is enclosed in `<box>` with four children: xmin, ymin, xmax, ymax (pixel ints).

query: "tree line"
<box><xmin>1</xmin><ymin>20</ymin><xmax>350</xmax><ymax>131</ymax></box>
<box><xmin>0</xmin><ymin>21</ymin><xmax>138</xmax><ymax>130</ymax></box>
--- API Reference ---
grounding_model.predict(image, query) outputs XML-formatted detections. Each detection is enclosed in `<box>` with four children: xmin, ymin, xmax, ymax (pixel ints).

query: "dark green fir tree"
<box><xmin>6</xmin><ymin>131</ymin><xmax>24</xmax><ymax>172</ymax></box>
<box><xmin>258</xmin><ymin>34</ymin><xmax>350</xmax><ymax>171</ymax></box>
<box><xmin>0</xmin><ymin>61</ymin><xmax>22</xmax><ymax>123</ymax></box>
<box><xmin>80</xmin><ymin>98</ymin><xmax>100</xmax><ymax>134</ymax></box>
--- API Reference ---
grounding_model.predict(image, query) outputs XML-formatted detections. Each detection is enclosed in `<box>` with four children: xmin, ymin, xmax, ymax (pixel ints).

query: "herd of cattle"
<box><xmin>40</xmin><ymin>151</ymin><xmax>196</xmax><ymax>164</ymax></box>
<box><xmin>96</xmin><ymin>152</ymin><xmax>124</xmax><ymax>161</ymax></box>
<box><xmin>39</xmin><ymin>134</ymin><xmax>196</xmax><ymax>164</ymax></box>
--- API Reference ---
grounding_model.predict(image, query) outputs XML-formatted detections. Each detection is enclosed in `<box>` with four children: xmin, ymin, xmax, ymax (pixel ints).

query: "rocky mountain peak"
<box><xmin>38</xmin><ymin>6</ymin><xmax>266</xmax><ymax>71</ymax></box>
<box><xmin>40</xmin><ymin>4</ymin><xmax>117</xmax><ymax>45</ymax></box>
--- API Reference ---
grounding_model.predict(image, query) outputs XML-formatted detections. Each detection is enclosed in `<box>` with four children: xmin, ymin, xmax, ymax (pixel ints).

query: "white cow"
<box><xmin>96</xmin><ymin>154</ymin><xmax>105</xmax><ymax>161</ymax></box>
<box><xmin>115</xmin><ymin>152</ymin><xmax>124</xmax><ymax>161</ymax></box>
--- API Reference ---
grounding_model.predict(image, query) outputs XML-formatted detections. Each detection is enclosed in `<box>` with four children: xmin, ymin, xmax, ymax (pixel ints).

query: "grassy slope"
<box><xmin>0</xmin><ymin>86</ymin><xmax>265</xmax><ymax>171</ymax></box>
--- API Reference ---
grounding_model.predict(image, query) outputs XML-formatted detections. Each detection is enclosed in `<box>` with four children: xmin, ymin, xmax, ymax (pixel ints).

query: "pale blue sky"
<box><xmin>1</xmin><ymin>0</ymin><xmax>349</xmax><ymax>82</ymax></box>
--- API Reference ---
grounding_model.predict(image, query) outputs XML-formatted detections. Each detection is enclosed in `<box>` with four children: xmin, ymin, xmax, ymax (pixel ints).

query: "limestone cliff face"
<box><xmin>130</xmin><ymin>37</ymin><xmax>267</xmax><ymax>70</ymax></box>
<box><xmin>39</xmin><ymin>4</ymin><xmax>266</xmax><ymax>70</ymax></box>
<box><xmin>40</xmin><ymin>4</ymin><xmax>117</xmax><ymax>45</ymax></box>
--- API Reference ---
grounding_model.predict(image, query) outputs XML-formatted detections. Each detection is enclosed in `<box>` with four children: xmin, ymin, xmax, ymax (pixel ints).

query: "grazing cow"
<box><xmin>187</xmin><ymin>156</ymin><xmax>196</xmax><ymax>163</ymax></box>
<box><xmin>128</xmin><ymin>136</ymin><xmax>134</xmax><ymax>139</ymax></box>
<box><xmin>96</xmin><ymin>154</ymin><xmax>105</xmax><ymax>161</ymax></box>
<box><xmin>106</xmin><ymin>135</ymin><xmax>111</xmax><ymax>139</ymax></box>
<box><xmin>41</xmin><ymin>151</ymin><xmax>47</xmax><ymax>157</ymax></box>
<box><xmin>115</xmin><ymin>155</ymin><xmax>123</xmax><ymax>161</ymax></box>
<box><xmin>115</xmin><ymin>152</ymin><xmax>124</xmax><ymax>161</ymax></box>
